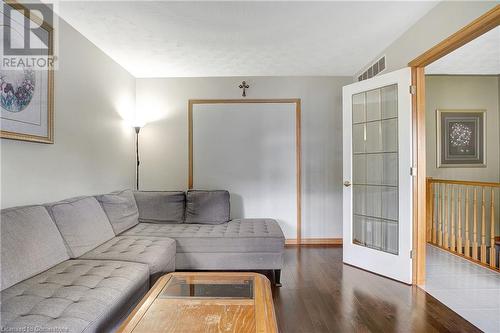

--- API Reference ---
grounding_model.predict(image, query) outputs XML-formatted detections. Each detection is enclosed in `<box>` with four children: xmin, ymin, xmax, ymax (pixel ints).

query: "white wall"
<box><xmin>0</xmin><ymin>18</ymin><xmax>136</xmax><ymax>208</ymax></box>
<box><xmin>136</xmin><ymin>76</ymin><xmax>351</xmax><ymax>239</ymax></box>
<box><xmin>355</xmin><ymin>1</ymin><xmax>497</xmax><ymax>78</ymax></box>
<box><xmin>426</xmin><ymin>75</ymin><xmax>500</xmax><ymax>182</ymax></box>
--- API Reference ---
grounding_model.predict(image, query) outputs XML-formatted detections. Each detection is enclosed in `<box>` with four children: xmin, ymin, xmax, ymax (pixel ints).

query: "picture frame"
<box><xmin>0</xmin><ymin>1</ymin><xmax>54</xmax><ymax>143</ymax></box>
<box><xmin>436</xmin><ymin>109</ymin><xmax>486</xmax><ymax>168</ymax></box>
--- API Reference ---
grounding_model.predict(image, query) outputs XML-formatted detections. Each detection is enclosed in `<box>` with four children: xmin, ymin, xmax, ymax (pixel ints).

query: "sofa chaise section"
<box><xmin>122</xmin><ymin>219</ymin><xmax>284</xmax><ymax>255</ymax></box>
<box><xmin>122</xmin><ymin>220</ymin><xmax>285</xmax><ymax>270</ymax></box>
<box><xmin>125</xmin><ymin>191</ymin><xmax>285</xmax><ymax>274</ymax></box>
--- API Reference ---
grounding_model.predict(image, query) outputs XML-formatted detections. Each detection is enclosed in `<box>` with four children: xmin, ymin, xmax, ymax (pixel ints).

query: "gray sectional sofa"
<box><xmin>1</xmin><ymin>189</ymin><xmax>285</xmax><ymax>333</ymax></box>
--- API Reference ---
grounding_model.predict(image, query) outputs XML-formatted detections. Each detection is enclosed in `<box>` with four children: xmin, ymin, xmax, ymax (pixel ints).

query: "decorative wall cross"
<box><xmin>239</xmin><ymin>81</ymin><xmax>249</xmax><ymax>97</ymax></box>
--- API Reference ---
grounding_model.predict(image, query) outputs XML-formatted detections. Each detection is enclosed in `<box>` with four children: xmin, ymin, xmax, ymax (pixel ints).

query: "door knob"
<box><xmin>344</xmin><ymin>181</ymin><xmax>351</xmax><ymax>187</ymax></box>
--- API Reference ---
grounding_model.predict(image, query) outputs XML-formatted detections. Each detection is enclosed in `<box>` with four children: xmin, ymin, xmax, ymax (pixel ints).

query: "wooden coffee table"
<box><xmin>117</xmin><ymin>272</ymin><xmax>278</xmax><ymax>333</ymax></box>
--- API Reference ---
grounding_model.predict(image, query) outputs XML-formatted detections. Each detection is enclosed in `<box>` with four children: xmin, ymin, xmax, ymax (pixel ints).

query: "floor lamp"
<box><xmin>134</xmin><ymin>125</ymin><xmax>143</xmax><ymax>190</ymax></box>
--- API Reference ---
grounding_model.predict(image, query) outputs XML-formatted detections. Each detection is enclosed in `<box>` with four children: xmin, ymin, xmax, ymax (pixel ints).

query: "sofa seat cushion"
<box><xmin>79</xmin><ymin>236</ymin><xmax>176</xmax><ymax>279</ymax></box>
<box><xmin>0</xmin><ymin>259</ymin><xmax>149</xmax><ymax>333</ymax></box>
<box><xmin>46</xmin><ymin>196</ymin><xmax>115</xmax><ymax>258</ymax></box>
<box><xmin>121</xmin><ymin>219</ymin><xmax>285</xmax><ymax>253</ymax></box>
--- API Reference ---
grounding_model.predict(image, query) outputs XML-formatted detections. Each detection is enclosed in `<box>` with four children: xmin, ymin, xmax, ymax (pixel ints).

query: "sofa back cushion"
<box><xmin>1</xmin><ymin>205</ymin><xmax>70</xmax><ymax>291</ymax></box>
<box><xmin>185</xmin><ymin>190</ymin><xmax>230</xmax><ymax>225</ymax></box>
<box><xmin>96</xmin><ymin>189</ymin><xmax>139</xmax><ymax>234</ymax></box>
<box><xmin>46</xmin><ymin>196</ymin><xmax>115</xmax><ymax>257</ymax></box>
<box><xmin>133</xmin><ymin>191</ymin><xmax>185</xmax><ymax>223</ymax></box>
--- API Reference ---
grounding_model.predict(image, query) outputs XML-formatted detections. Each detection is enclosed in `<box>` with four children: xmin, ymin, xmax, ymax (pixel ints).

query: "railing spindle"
<box><xmin>472</xmin><ymin>187</ymin><xmax>478</xmax><ymax>260</ymax></box>
<box><xmin>432</xmin><ymin>183</ymin><xmax>437</xmax><ymax>243</ymax></box>
<box><xmin>426</xmin><ymin>179</ymin><xmax>433</xmax><ymax>242</ymax></box>
<box><xmin>450</xmin><ymin>185</ymin><xmax>456</xmax><ymax>252</ymax></box>
<box><xmin>444</xmin><ymin>184</ymin><xmax>449</xmax><ymax>249</ymax></box>
<box><xmin>465</xmin><ymin>187</ymin><xmax>470</xmax><ymax>258</ymax></box>
<box><xmin>430</xmin><ymin>182</ymin><xmax>435</xmax><ymax>243</ymax></box>
<box><xmin>426</xmin><ymin>178</ymin><xmax>499</xmax><ymax>272</ymax></box>
<box><xmin>438</xmin><ymin>184</ymin><xmax>443</xmax><ymax>246</ymax></box>
<box><xmin>457</xmin><ymin>186</ymin><xmax>463</xmax><ymax>255</ymax></box>
<box><xmin>481</xmin><ymin>187</ymin><xmax>486</xmax><ymax>264</ymax></box>
<box><xmin>489</xmin><ymin>189</ymin><xmax>496</xmax><ymax>268</ymax></box>
<box><xmin>480</xmin><ymin>188</ymin><xmax>487</xmax><ymax>264</ymax></box>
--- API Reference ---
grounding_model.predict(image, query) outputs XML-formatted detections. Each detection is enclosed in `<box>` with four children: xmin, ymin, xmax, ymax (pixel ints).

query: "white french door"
<box><xmin>342</xmin><ymin>68</ymin><xmax>413</xmax><ymax>284</ymax></box>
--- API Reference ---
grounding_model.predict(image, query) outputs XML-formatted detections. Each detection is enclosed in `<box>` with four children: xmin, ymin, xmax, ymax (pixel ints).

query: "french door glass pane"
<box><xmin>352</xmin><ymin>85</ymin><xmax>398</xmax><ymax>255</ymax></box>
<box><xmin>352</xmin><ymin>124</ymin><xmax>365</xmax><ymax>153</ymax></box>
<box><xmin>352</xmin><ymin>93</ymin><xmax>366</xmax><ymax>124</ymax></box>
<box><xmin>366</xmin><ymin>89</ymin><xmax>381</xmax><ymax>121</ymax></box>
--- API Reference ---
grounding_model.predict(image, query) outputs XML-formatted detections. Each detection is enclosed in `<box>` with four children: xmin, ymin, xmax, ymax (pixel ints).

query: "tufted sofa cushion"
<box><xmin>133</xmin><ymin>191</ymin><xmax>185</xmax><ymax>224</ymax></box>
<box><xmin>79</xmin><ymin>236</ymin><xmax>176</xmax><ymax>281</ymax></box>
<box><xmin>96</xmin><ymin>189</ymin><xmax>139</xmax><ymax>235</ymax></box>
<box><xmin>0</xmin><ymin>259</ymin><xmax>149</xmax><ymax>333</ymax></box>
<box><xmin>1</xmin><ymin>205</ymin><xmax>70</xmax><ymax>291</ymax></box>
<box><xmin>46</xmin><ymin>197</ymin><xmax>115</xmax><ymax>258</ymax></box>
<box><xmin>121</xmin><ymin>219</ymin><xmax>285</xmax><ymax>253</ymax></box>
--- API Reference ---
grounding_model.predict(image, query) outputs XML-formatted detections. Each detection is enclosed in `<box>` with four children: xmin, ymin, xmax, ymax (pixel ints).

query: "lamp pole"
<box><xmin>134</xmin><ymin>126</ymin><xmax>141</xmax><ymax>190</ymax></box>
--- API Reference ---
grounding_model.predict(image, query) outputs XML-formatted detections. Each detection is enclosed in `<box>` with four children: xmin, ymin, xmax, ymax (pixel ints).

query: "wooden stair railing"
<box><xmin>426</xmin><ymin>178</ymin><xmax>500</xmax><ymax>271</ymax></box>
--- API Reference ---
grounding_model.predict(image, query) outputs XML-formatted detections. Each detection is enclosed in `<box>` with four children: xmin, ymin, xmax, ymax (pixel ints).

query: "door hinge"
<box><xmin>410</xmin><ymin>250</ymin><xmax>413</xmax><ymax>259</ymax></box>
<box><xmin>410</xmin><ymin>167</ymin><xmax>417</xmax><ymax>176</ymax></box>
<box><xmin>409</xmin><ymin>85</ymin><xmax>417</xmax><ymax>95</ymax></box>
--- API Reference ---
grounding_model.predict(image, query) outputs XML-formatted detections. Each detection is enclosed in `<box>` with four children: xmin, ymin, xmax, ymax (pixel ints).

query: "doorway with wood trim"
<box><xmin>409</xmin><ymin>5</ymin><xmax>500</xmax><ymax>332</ymax></box>
<box><xmin>409</xmin><ymin>4</ymin><xmax>500</xmax><ymax>286</ymax></box>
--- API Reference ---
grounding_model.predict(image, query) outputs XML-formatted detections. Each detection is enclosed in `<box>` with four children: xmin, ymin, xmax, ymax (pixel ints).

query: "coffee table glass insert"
<box><xmin>159</xmin><ymin>275</ymin><xmax>254</xmax><ymax>299</ymax></box>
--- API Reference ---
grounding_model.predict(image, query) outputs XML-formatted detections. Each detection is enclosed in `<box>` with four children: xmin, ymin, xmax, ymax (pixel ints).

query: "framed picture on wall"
<box><xmin>436</xmin><ymin>109</ymin><xmax>486</xmax><ymax>168</ymax></box>
<box><xmin>0</xmin><ymin>1</ymin><xmax>54</xmax><ymax>143</ymax></box>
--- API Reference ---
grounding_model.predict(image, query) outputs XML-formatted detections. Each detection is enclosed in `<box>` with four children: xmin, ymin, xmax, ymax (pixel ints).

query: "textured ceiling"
<box><xmin>56</xmin><ymin>1</ymin><xmax>438</xmax><ymax>78</ymax></box>
<box><xmin>426</xmin><ymin>26</ymin><xmax>500</xmax><ymax>75</ymax></box>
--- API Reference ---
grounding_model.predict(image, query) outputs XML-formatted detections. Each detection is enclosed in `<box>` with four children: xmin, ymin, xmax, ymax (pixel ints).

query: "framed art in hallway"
<box><xmin>0</xmin><ymin>1</ymin><xmax>54</xmax><ymax>143</ymax></box>
<box><xmin>436</xmin><ymin>109</ymin><xmax>486</xmax><ymax>168</ymax></box>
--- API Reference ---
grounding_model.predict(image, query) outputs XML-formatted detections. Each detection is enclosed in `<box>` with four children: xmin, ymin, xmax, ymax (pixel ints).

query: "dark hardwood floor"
<box><xmin>267</xmin><ymin>246</ymin><xmax>481</xmax><ymax>333</ymax></box>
